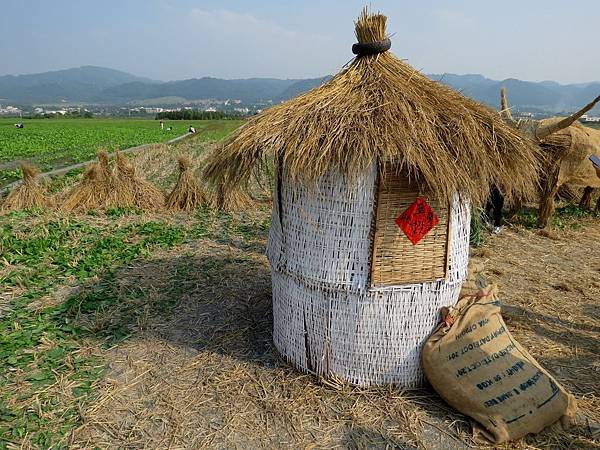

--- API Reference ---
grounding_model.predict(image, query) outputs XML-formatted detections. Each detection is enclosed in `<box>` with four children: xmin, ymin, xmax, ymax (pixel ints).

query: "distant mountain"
<box><xmin>431</xmin><ymin>73</ymin><xmax>600</xmax><ymax>114</ymax></box>
<box><xmin>103</xmin><ymin>77</ymin><xmax>300</xmax><ymax>103</ymax></box>
<box><xmin>1</xmin><ymin>66</ymin><xmax>598</xmax><ymax>114</ymax></box>
<box><xmin>276</xmin><ymin>76</ymin><xmax>333</xmax><ymax>101</ymax></box>
<box><xmin>0</xmin><ymin>66</ymin><xmax>157</xmax><ymax>103</ymax></box>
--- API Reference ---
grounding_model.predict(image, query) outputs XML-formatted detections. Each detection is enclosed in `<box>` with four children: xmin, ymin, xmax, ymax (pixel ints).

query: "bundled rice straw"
<box><xmin>61</xmin><ymin>150</ymin><xmax>113</xmax><ymax>212</ymax></box>
<box><xmin>211</xmin><ymin>184</ymin><xmax>253</xmax><ymax>211</ymax></box>
<box><xmin>1</xmin><ymin>162</ymin><xmax>52</xmax><ymax>211</ymax></box>
<box><xmin>204</xmin><ymin>8</ymin><xmax>540</xmax><ymax>206</ymax></box>
<box><xmin>165</xmin><ymin>156</ymin><xmax>207</xmax><ymax>211</ymax></box>
<box><xmin>111</xmin><ymin>151</ymin><xmax>164</xmax><ymax>210</ymax></box>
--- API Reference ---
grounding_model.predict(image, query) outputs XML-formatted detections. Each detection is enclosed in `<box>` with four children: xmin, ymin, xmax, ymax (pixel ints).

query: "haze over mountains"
<box><xmin>1</xmin><ymin>66</ymin><xmax>598</xmax><ymax>114</ymax></box>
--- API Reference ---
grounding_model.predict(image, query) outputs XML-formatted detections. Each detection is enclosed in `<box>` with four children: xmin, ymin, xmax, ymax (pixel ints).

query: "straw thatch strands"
<box><xmin>1</xmin><ymin>163</ymin><xmax>52</xmax><ymax>211</ymax></box>
<box><xmin>60</xmin><ymin>150</ymin><xmax>164</xmax><ymax>212</ymax></box>
<box><xmin>165</xmin><ymin>156</ymin><xmax>207</xmax><ymax>211</ymax></box>
<box><xmin>110</xmin><ymin>151</ymin><xmax>164</xmax><ymax>210</ymax></box>
<box><xmin>202</xmin><ymin>8</ymin><xmax>540</xmax><ymax>388</ymax></box>
<box><xmin>61</xmin><ymin>150</ymin><xmax>113</xmax><ymax>212</ymax></box>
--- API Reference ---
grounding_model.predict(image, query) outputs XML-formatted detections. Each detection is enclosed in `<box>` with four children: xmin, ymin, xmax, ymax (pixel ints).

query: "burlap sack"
<box><xmin>422</xmin><ymin>286</ymin><xmax>577</xmax><ymax>443</ymax></box>
<box><xmin>459</xmin><ymin>258</ymin><xmax>486</xmax><ymax>298</ymax></box>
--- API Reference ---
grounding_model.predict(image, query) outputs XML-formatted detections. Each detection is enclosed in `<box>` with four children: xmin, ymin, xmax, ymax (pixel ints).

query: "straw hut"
<box><xmin>204</xmin><ymin>9</ymin><xmax>538</xmax><ymax>387</ymax></box>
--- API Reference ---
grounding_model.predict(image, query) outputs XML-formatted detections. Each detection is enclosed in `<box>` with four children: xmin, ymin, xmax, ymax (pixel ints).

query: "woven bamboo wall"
<box><xmin>371</xmin><ymin>166</ymin><xmax>450</xmax><ymax>287</ymax></box>
<box><xmin>267</xmin><ymin>164</ymin><xmax>378</xmax><ymax>291</ymax></box>
<box><xmin>266</xmin><ymin>165</ymin><xmax>471</xmax><ymax>387</ymax></box>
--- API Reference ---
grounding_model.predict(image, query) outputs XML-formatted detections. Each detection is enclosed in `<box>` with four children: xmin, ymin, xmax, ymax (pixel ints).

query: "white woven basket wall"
<box><xmin>267</xmin><ymin>165</ymin><xmax>470</xmax><ymax>387</ymax></box>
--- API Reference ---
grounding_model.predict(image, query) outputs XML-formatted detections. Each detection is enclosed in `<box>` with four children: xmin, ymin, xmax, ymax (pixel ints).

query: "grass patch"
<box><xmin>511</xmin><ymin>203</ymin><xmax>599</xmax><ymax>230</ymax></box>
<box><xmin>0</xmin><ymin>205</ymin><xmax>270</xmax><ymax>448</ymax></box>
<box><xmin>0</xmin><ymin>213</ymin><xmax>185</xmax><ymax>447</ymax></box>
<box><xmin>469</xmin><ymin>207</ymin><xmax>486</xmax><ymax>247</ymax></box>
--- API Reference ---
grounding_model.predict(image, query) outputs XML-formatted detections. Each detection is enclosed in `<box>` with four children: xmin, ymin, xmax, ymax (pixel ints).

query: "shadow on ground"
<box><xmin>503</xmin><ymin>304</ymin><xmax>600</xmax><ymax>398</ymax></box>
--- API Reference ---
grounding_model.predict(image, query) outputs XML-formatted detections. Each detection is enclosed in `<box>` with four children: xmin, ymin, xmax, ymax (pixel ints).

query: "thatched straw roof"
<box><xmin>204</xmin><ymin>8</ymin><xmax>539</xmax><ymax>205</ymax></box>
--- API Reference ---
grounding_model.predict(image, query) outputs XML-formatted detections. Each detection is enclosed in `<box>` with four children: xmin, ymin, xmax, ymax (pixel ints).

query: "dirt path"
<box><xmin>69</xmin><ymin>221</ymin><xmax>600</xmax><ymax>449</ymax></box>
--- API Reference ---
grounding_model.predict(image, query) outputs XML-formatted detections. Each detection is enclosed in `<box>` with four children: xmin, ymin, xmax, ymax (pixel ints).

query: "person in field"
<box><xmin>188</xmin><ymin>125</ymin><xmax>196</xmax><ymax>134</ymax></box>
<box><xmin>160</xmin><ymin>120</ymin><xmax>164</xmax><ymax>130</ymax></box>
<box><xmin>485</xmin><ymin>185</ymin><xmax>504</xmax><ymax>234</ymax></box>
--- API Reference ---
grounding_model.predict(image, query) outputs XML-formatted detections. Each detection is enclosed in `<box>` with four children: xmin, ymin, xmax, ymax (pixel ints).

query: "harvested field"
<box><xmin>66</xmin><ymin>217</ymin><xmax>600</xmax><ymax>449</ymax></box>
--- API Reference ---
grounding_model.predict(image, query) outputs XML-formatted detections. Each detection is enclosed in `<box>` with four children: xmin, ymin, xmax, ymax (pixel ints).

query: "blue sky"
<box><xmin>2</xmin><ymin>1</ymin><xmax>599</xmax><ymax>83</ymax></box>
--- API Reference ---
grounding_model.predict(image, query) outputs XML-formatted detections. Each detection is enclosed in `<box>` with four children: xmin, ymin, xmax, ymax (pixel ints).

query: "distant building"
<box><xmin>0</xmin><ymin>105</ymin><xmax>22</xmax><ymax>115</ymax></box>
<box><xmin>144</xmin><ymin>107</ymin><xmax>164</xmax><ymax>114</ymax></box>
<box><xmin>580</xmin><ymin>114</ymin><xmax>600</xmax><ymax>123</ymax></box>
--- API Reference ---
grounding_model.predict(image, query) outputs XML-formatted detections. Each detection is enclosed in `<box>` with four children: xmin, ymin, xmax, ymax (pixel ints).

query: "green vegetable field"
<box><xmin>0</xmin><ymin>118</ymin><xmax>243</xmax><ymax>186</ymax></box>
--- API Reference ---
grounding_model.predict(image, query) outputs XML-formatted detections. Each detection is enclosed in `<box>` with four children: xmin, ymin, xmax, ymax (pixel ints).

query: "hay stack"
<box><xmin>1</xmin><ymin>163</ymin><xmax>52</xmax><ymax>211</ymax></box>
<box><xmin>165</xmin><ymin>156</ymin><xmax>207</xmax><ymax>211</ymax></box>
<box><xmin>61</xmin><ymin>150</ymin><xmax>113</xmax><ymax>212</ymax></box>
<box><xmin>111</xmin><ymin>151</ymin><xmax>164</xmax><ymax>210</ymax></box>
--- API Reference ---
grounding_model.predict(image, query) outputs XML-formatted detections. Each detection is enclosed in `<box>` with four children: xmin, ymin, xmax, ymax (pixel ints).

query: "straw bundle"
<box><xmin>210</xmin><ymin>184</ymin><xmax>253</xmax><ymax>211</ymax></box>
<box><xmin>204</xmin><ymin>8</ymin><xmax>540</xmax><ymax>206</ymax></box>
<box><xmin>1</xmin><ymin>163</ymin><xmax>52</xmax><ymax>211</ymax></box>
<box><xmin>165</xmin><ymin>156</ymin><xmax>207</xmax><ymax>211</ymax></box>
<box><xmin>111</xmin><ymin>151</ymin><xmax>164</xmax><ymax>210</ymax></box>
<box><xmin>61</xmin><ymin>150</ymin><xmax>113</xmax><ymax>212</ymax></box>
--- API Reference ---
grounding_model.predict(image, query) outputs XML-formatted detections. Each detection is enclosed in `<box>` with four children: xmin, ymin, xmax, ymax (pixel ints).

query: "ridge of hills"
<box><xmin>1</xmin><ymin>66</ymin><xmax>598</xmax><ymax>113</ymax></box>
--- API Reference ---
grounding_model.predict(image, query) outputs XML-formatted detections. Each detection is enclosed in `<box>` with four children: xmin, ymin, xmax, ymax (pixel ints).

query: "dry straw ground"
<box><xmin>67</xmin><ymin>214</ymin><xmax>599</xmax><ymax>449</ymax></box>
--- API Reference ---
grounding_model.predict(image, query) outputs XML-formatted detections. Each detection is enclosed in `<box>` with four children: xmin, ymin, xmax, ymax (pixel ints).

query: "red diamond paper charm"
<box><xmin>395</xmin><ymin>197</ymin><xmax>439</xmax><ymax>245</ymax></box>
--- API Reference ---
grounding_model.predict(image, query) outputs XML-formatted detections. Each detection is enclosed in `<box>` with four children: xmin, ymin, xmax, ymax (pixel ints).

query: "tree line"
<box><xmin>155</xmin><ymin>110</ymin><xmax>241</xmax><ymax>120</ymax></box>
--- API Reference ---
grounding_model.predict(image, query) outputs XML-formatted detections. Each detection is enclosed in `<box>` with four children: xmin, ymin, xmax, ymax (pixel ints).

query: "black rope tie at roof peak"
<box><xmin>352</xmin><ymin>38</ymin><xmax>391</xmax><ymax>56</ymax></box>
